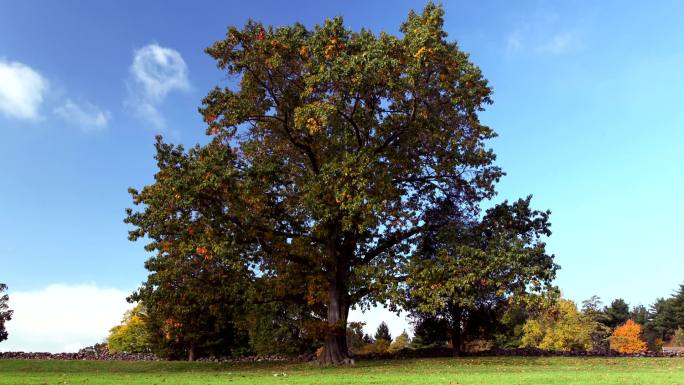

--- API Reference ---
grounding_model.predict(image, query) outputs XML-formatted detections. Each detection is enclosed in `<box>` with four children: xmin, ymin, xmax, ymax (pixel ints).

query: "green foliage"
<box><xmin>630</xmin><ymin>305</ymin><xmax>649</xmax><ymax>326</ymax></box>
<box><xmin>246</xmin><ymin>301</ymin><xmax>317</xmax><ymax>356</ymax></box>
<box><xmin>126</xmin><ymin>139</ymin><xmax>253</xmax><ymax>360</ymax></box>
<box><xmin>492</xmin><ymin>303</ymin><xmax>530</xmax><ymax>349</ymax></box>
<box><xmin>520</xmin><ymin>299</ymin><xmax>594</xmax><ymax>351</ymax></box>
<box><xmin>404</xmin><ymin>197</ymin><xmax>558</xmax><ymax>354</ymax></box>
<box><xmin>374</xmin><ymin>322</ymin><xmax>392</xmax><ymax>344</ymax></box>
<box><xmin>646</xmin><ymin>297</ymin><xmax>680</xmax><ymax>343</ymax></box>
<box><xmin>128</xmin><ymin>2</ymin><xmax>528</xmax><ymax>363</ymax></box>
<box><xmin>346</xmin><ymin>322</ymin><xmax>368</xmax><ymax>353</ymax></box>
<box><xmin>107</xmin><ymin>305</ymin><xmax>152</xmax><ymax>354</ymax></box>
<box><xmin>410</xmin><ymin>315</ymin><xmax>449</xmax><ymax>348</ymax></box>
<box><xmin>0</xmin><ymin>284</ymin><xmax>12</xmax><ymax>344</ymax></box>
<box><xmin>580</xmin><ymin>296</ymin><xmax>611</xmax><ymax>352</ymax></box>
<box><xmin>603</xmin><ymin>299</ymin><xmax>630</xmax><ymax>329</ymax></box>
<box><xmin>636</xmin><ymin>286</ymin><xmax>684</xmax><ymax>350</ymax></box>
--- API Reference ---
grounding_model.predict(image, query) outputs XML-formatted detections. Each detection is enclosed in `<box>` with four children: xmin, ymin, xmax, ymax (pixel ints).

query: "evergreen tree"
<box><xmin>603</xmin><ymin>298</ymin><xmax>630</xmax><ymax>328</ymax></box>
<box><xmin>630</xmin><ymin>305</ymin><xmax>649</xmax><ymax>325</ymax></box>
<box><xmin>374</xmin><ymin>322</ymin><xmax>392</xmax><ymax>343</ymax></box>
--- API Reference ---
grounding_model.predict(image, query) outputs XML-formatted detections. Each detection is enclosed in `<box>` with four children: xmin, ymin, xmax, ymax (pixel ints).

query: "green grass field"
<box><xmin>1</xmin><ymin>357</ymin><xmax>684</xmax><ymax>385</ymax></box>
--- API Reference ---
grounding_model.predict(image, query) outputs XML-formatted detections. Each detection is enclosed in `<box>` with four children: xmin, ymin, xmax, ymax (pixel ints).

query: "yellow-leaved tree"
<box><xmin>521</xmin><ymin>299</ymin><xmax>594</xmax><ymax>351</ymax></box>
<box><xmin>107</xmin><ymin>304</ymin><xmax>152</xmax><ymax>353</ymax></box>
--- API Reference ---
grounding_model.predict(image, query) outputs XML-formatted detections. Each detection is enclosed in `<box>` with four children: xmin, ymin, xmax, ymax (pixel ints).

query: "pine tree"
<box><xmin>374</xmin><ymin>321</ymin><xmax>392</xmax><ymax>343</ymax></box>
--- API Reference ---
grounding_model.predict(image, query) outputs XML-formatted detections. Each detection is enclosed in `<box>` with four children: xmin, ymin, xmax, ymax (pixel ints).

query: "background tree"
<box><xmin>161</xmin><ymin>2</ymin><xmax>504</xmax><ymax>365</ymax></box>
<box><xmin>671</xmin><ymin>328</ymin><xmax>684</xmax><ymax>347</ymax></box>
<box><xmin>646</xmin><ymin>297</ymin><xmax>680</xmax><ymax>344</ymax></box>
<box><xmin>629</xmin><ymin>305</ymin><xmax>649</xmax><ymax>326</ymax></box>
<box><xmin>404</xmin><ymin>197</ymin><xmax>557</xmax><ymax>355</ymax></box>
<box><xmin>520</xmin><ymin>299</ymin><xmax>593</xmax><ymax>351</ymax></box>
<box><xmin>610</xmin><ymin>320</ymin><xmax>647</xmax><ymax>353</ymax></box>
<box><xmin>409</xmin><ymin>314</ymin><xmax>449</xmax><ymax>348</ymax></box>
<box><xmin>389</xmin><ymin>330</ymin><xmax>411</xmax><ymax>352</ymax></box>
<box><xmin>603</xmin><ymin>298</ymin><xmax>630</xmax><ymax>329</ymax></box>
<box><xmin>581</xmin><ymin>295</ymin><xmax>611</xmax><ymax>352</ymax></box>
<box><xmin>374</xmin><ymin>321</ymin><xmax>392</xmax><ymax>344</ymax></box>
<box><xmin>639</xmin><ymin>285</ymin><xmax>684</xmax><ymax>349</ymax></box>
<box><xmin>0</xmin><ymin>284</ymin><xmax>12</xmax><ymax>344</ymax></box>
<box><xmin>346</xmin><ymin>322</ymin><xmax>368</xmax><ymax>354</ymax></box>
<box><xmin>126</xmin><ymin>140</ymin><xmax>253</xmax><ymax>360</ymax></box>
<box><xmin>245</xmin><ymin>299</ymin><xmax>318</xmax><ymax>356</ymax></box>
<box><xmin>492</xmin><ymin>302</ymin><xmax>531</xmax><ymax>349</ymax></box>
<box><xmin>107</xmin><ymin>305</ymin><xmax>152</xmax><ymax>353</ymax></box>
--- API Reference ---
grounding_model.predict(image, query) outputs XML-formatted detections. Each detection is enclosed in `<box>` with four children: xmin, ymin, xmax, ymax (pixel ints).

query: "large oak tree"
<box><xmin>126</xmin><ymin>3</ymin><xmax>550</xmax><ymax>364</ymax></box>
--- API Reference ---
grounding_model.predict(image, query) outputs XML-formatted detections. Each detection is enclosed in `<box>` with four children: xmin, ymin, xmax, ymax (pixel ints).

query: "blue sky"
<box><xmin>1</xmin><ymin>1</ymin><xmax>683</xmax><ymax>351</ymax></box>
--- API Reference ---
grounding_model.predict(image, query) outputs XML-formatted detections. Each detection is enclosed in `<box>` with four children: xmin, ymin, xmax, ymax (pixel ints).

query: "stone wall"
<box><xmin>2</xmin><ymin>347</ymin><xmax>684</xmax><ymax>361</ymax></box>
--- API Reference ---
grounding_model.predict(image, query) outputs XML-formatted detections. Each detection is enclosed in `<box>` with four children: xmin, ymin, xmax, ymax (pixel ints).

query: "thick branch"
<box><xmin>356</xmin><ymin>226</ymin><xmax>425</xmax><ymax>266</ymax></box>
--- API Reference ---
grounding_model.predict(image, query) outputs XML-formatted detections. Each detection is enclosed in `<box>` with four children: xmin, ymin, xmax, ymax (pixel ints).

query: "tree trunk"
<box><xmin>451</xmin><ymin>329</ymin><xmax>462</xmax><ymax>357</ymax></box>
<box><xmin>317</xmin><ymin>281</ymin><xmax>353</xmax><ymax>365</ymax></box>
<box><xmin>450</xmin><ymin>306</ymin><xmax>463</xmax><ymax>357</ymax></box>
<box><xmin>188</xmin><ymin>344</ymin><xmax>195</xmax><ymax>362</ymax></box>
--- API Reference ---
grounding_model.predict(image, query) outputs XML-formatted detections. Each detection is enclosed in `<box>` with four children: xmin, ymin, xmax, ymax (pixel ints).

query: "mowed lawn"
<box><xmin>1</xmin><ymin>356</ymin><xmax>684</xmax><ymax>385</ymax></box>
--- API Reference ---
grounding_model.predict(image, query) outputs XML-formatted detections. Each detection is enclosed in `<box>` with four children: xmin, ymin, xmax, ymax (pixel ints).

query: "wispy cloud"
<box><xmin>537</xmin><ymin>31</ymin><xmax>581</xmax><ymax>54</ymax></box>
<box><xmin>505</xmin><ymin>30</ymin><xmax>524</xmax><ymax>53</ymax></box>
<box><xmin>505</xmin><ymin>13</ymin><xmax>584</xmax><ymax>56</ymax></box>
<box><xmin>126</xmin><ymin>44</ymin><xmax>190</xmax><ymax>129</ymax></box>
<box><xmin>0</xmin><ymin>59</ymin><xmax>48</xmax><ymax>120</ymax></box>
<box><xmin>54</xmin><ymin>99</ymin><xmax>111</xmax><ymax>132</ymax></box>
<box><xmin>0</xmin><ymin>284</ymin><xmax>130</xmax><ymax>353</ymax></box>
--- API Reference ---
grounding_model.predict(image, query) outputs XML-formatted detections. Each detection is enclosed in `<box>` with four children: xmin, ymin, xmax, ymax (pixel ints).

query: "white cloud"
<box><xmin>127</xmin><ymin>44</ymin><xmax>190</xmax><ymax>129</ymax></box>
<box><xmin>0</xmin><ymin>284</ymin><xmax>131</xmax><ymax>353</ymax></box>
<box><xmin>54</xmin><ymin>99</ymin><xmax>111</xmax><ymax>132</ymax></box>
<box><xmin>0</xmin><ymin>59</ymin><xmax>48</xmax><ymax>120</ymax></box>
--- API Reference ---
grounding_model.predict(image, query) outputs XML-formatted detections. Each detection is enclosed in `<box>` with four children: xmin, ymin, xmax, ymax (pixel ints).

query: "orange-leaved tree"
<box><xmin>610</xmin><ymin>319</ymin><xmax>647</xmax><ymax>353</ymax></box>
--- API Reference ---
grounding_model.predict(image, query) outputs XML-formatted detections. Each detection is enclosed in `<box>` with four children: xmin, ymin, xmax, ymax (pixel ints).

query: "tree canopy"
<box><xmin>127</xmin><ymin>2</ymin><xmax>555</xmax><ymax>364</ymax></box>
<box><xmin>603</xmin><ymin>299</ymin><xmax>630</xmax><ymax>329</ymax></box>
<box><xmin>520</xmin><ymin>299</ymin><xmax>594</xmax><ymax>352</ymax></box>
<box><xmin>404</xmin><ymin>196</ymin><xmax>557</xmax><ymax>355</ymax></box>
<box><xmin>610</xmin><ymin>320</ymin><xmax>647</xmax><ymax>353</ymax></box>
